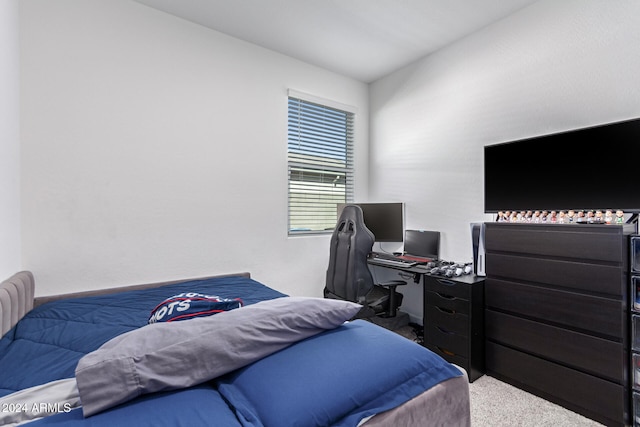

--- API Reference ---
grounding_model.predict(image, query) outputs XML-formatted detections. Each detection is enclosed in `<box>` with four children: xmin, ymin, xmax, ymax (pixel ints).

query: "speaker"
<box><xmin>470</xmin><ymin>223</ymin><xmax>486</xmax><ymax>276</ymax></box>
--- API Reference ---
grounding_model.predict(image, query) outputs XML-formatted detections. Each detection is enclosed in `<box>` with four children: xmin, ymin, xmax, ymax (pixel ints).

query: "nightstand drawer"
<box><xmin>424</xmin><ymin>276</ymin><xmax>471</xmax><ymax>299</ymax></box>
<box><xmin>426</xmin><ymin>343</ymin><xmax>468</xmax><ymax>368</ymax></box>
<box><xmin>425</xmin><ymin>304</ymin><xmax>469</xmax><ymax>335</ymax></box>
<box><xmin>425</xmin><ymin>290</ymin><xmax>469</xmax><ymax>315</ymax></box>
<box><xmin>424</xmin><ymin>323</ymin><xmax>469</xmax><ymax>356</ymax></box>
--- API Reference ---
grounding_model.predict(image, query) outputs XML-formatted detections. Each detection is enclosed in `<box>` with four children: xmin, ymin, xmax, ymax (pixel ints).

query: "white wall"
<box><xmin>20</xmin><ymin>0</ymin><xmax>640</xmax><ymax>317</ymax></box>
<box><xmin>369</xmin><ymin>0</ymin><xmax>640</xmax><ymax>321</ymax></box>
<box><xmin>0</xmin><ymin>0</ymin><xmax>21</xmax><ymax>280</ymax></box>
<box><xmin>20</xmin><ymin>0</ymin><xmax>368</xmax><ymax>297</ymax></box>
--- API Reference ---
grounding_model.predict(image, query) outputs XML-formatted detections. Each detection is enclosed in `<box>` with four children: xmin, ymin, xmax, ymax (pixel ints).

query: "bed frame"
<box><xmin>0</xmin><ymin>270</ymin><xmax>471</xmax><ymax>426</ymax></box>
<box><xmin>32</xmin><ymin>272</ymin><xmax>251</xmax><ymax>307</ymax></box>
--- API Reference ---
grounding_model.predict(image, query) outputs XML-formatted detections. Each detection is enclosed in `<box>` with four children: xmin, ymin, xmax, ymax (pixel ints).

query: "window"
<box><xmin>287</xmin><ymin>91</ymin><xmax>354</xmax><ymax>235</ymax></box>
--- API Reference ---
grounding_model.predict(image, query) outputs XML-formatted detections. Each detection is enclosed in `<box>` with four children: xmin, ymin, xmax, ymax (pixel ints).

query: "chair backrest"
<box><xmin>325</xmin><ymin>205</ymin><xmax>375</xmax><ymax>303</ymax></box>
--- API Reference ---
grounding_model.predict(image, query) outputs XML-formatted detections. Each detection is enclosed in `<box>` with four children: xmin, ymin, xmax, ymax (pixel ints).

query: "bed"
<box><xmin>0</xmin><ymin>271</ymin><xmax>470</xmax><ymax>426</ymax></box>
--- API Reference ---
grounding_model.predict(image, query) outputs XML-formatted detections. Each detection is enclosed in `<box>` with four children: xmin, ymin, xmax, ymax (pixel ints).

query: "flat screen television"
<box><xmin>484</xmin><ymin>117</ymin><xmax>640</xmax><ymax>214</ymax></box>
<box><xmin>337</xmin><ymin>202</ymin><xmax>404</xmax><ymax>242</ymax></box>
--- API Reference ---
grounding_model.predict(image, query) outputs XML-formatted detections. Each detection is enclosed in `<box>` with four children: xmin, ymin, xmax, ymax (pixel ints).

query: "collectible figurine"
<box><xmin>567</xmin><ymin>210</ymin><xmax>575</xmax><ymax>223</ymax></box>
<box><xmin>533</xmin><ymin>211</ymin><xmax>541</xmax><ymax>223</ymax></box>
<box><xmin>605</xmin><ymin>210</ymin><xmax>613</xmax><ymax>224</ymax></box>
<box><xmin>525</xmin><ymin>211</ymin><xmax>533</xmax><ymax>222</ymax></box>
<box><xmin>616</xmin><ymin>210</ymin><xmax>625</xmax><ymax>224</ymax></box>
<box><xmin>595</xmin><ymin>210</ymin><xmax>603</xmax><ymax>223</ymax></box>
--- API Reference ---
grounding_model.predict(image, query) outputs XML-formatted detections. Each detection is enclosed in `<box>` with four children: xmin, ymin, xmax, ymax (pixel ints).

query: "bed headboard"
<box><xmin>33</xmin><ymin>272</ymin><xmax>252</xmax><ymax>307</ymax></box>
<box><xmin>0</xmin><ymin>271</ymin><xmax>35</xmax><ymax>338</ymax></box>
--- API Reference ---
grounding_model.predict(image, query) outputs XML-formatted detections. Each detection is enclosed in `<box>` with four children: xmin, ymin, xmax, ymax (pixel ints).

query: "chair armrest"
<box><xmin>378</xmin><ymin>280</ymin><xmax>407</xmax><ymax>288</ymax></box>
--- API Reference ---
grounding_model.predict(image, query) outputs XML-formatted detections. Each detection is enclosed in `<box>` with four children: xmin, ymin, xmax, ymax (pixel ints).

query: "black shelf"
<box><xmin>422</xmin><ymin>274</ymin><xmax>485</xmax><ymax>382</ymax></box>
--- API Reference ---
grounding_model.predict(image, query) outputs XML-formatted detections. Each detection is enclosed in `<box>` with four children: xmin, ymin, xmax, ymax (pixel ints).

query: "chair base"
<box><xmin>367</xmin><ymin>310</ymin><xmax>410</xmax><ymax>331</ymax></box>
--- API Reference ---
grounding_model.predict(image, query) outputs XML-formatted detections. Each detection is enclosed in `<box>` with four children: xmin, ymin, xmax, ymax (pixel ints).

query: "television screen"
<box><xmin>484</xmin><ymin>117</ymin><xmax>640</xmax><ymax>213</ymax></box>
<box><xmin>337</xmin><ymin>202</ymin><xmax>404</xmax><ymax>242</ymax></box>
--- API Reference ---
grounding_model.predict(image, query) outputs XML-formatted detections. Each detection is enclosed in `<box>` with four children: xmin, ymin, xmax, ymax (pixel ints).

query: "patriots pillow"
<box><xmin>149</xmin><ymin>292</ymin><xmax>244</xmax><ymax>324</ymax></box>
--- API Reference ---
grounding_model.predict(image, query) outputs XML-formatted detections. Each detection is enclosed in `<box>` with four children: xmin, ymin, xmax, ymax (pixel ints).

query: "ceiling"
<box><xmin>134</xmin><ymin>0</ymin><xmax>540</xmax><ymax>83</ymax></box>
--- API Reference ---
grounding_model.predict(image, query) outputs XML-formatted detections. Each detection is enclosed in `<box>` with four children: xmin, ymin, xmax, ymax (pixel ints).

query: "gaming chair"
<box><xmin>324</xmin><ymin>204</ymin><xmax>406</xmax><ymax>318</ymax></box>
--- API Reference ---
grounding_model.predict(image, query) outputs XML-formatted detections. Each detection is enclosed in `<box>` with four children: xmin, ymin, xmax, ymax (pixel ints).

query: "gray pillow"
<box><xmin>75</xmin><ymin>297</ymin><xmax>362</xmax><ymax>417</ymax></box>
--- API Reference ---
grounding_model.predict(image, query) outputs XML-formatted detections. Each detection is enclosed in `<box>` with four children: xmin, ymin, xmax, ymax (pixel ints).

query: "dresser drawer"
<box><xmin>484</xmin><ymin>223</ymin><xmax>627</xmax><ymax>264</ymax></box>
<box><xmin>424</xmin><ymin>304</ymin><xmax>469</xmax><ymax>335</ymax></box>
<box><xmin>487</xmin><ymin>253</ymin><xmax>625</xmax><ymax>297</ymax></box>
<box><xmin>425</xmin><ymin>290</ymin><xmax>469</xmax><ymax>315</ymax></box>
<box><xmin>424</xmin><ymin>275</ymin><xmax>471</xmax><ymax>299</ymax></box>
<box><xmin>486</xmin><ymin>310</ymin><xmax>625</xmax><ymax>382</ymax></box>
<box><xmin>485</xmin><ymin>278</ymin><xmax>625</xmax><ymax>340</ymax></box>
<box><xmin>426</xmin><ymin>342</ymin><xmax>468</xmax><ymax>369</ymax></box>
<box><xmin>424</xmin><ymin>323</ymin><xmax>469</xmax><ymax>356</ymax></box>
<box><xmin>487</xmin><ymin>341</ymin><xmax>627</xmax><ymax>426</ymax></box>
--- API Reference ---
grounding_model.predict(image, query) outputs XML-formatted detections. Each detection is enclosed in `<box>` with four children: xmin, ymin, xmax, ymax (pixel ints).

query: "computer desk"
<box><xmin>367</xmin><ymin>257</ymin><xmax>485</xmax><ymax>382</ymax></box>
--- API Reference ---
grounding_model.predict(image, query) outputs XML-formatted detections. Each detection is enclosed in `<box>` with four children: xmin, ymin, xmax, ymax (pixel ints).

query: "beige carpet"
<box><xmin>469</xmin><ymin>375</ymin><xmax>604</xmax><ymax>426</ymax></box>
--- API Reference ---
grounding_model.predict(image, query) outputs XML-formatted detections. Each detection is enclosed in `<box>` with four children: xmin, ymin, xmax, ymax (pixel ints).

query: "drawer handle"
<box><xmin>436</xmin><ymin>306</ymin><xmax>456</xmax><ymax>315</ymax></box>
<box><xmin>436</xmin><ymin>346</ymin><xmax>456</xmax><ymax>356</ymax></box>
<box><xmin>437</xmin><ymin>279</ymin><xmax>456</xmax><ymax>286</ymax></box>
<box><xmin>436</xmin><ymin>292</ymin><xmax>456</xmax><ymax>300</ymax></box>
<box><xmin>436</xmin><ymin>326</ymin><xmax>454</xmax><ymax>335</ymax></box>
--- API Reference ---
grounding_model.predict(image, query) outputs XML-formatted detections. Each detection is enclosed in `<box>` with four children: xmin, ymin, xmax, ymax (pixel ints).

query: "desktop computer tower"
<box><xmin>470</xmin><ymin>223</ymin><xmax>486</xmax><ymax>277</ymax></box>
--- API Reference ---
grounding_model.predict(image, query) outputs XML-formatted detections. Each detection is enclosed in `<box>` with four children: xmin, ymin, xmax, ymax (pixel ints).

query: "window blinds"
<box><xmin>287</xmin><ymin>95</ymin><xmax>354</xmax><ymax>234</ymax></box>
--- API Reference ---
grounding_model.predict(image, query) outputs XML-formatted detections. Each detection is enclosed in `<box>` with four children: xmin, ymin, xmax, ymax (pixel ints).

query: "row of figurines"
<box><xmin>496</xmin><ymin>209</ymin><xmax>625</xmax><ymax>224</ymax></box>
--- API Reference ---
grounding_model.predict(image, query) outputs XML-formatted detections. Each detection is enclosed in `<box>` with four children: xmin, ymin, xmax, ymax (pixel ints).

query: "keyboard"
<box><xmin>369</xmin><ymin>257</ymin><xmax>417</xmax><ymax>267</ymax></box>
<box><xmin>397</xmin><ymin>255</ymin><xmax>432</xmax><ymax>264</ymax></box>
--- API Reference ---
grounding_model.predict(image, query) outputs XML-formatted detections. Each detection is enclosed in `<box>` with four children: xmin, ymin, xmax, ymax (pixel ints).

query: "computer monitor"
<box><xmin>404</xmin><ymin>229</ymin><xmax>440</xmax><ymax>259</ymax></box>
<box><xmin>336</xmin><ymin>202</ymin><xmax>404</xmax><ymax>242</ymax></box>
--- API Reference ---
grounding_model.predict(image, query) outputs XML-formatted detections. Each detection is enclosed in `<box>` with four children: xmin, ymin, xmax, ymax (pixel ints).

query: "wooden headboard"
<box><xmin>0</xmin><ymin>271</ymin><xmax>35</xmax><ymax>338</ymax></box>
<box><xmin>0</xmin><ymin>271</ymin><xmax>251</xmax><ymax>338</ymax></box>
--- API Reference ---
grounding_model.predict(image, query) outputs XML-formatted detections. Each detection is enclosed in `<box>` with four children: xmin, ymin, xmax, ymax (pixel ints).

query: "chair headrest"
<box><xmin>337</xmin><ymin>205</ymin><xmax>364</xmax><ymax>228</ymax></box>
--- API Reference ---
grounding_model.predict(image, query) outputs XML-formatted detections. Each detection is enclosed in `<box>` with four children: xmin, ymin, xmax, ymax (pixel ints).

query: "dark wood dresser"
<box><xmin>484</xmin><ymin>222</ymin><xmax>634</xmax><ymax>426</ymax></box>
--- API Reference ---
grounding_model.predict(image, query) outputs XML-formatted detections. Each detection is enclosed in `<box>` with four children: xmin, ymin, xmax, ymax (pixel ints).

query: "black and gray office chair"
<box><xmin>324</xmin><ymin>204</ymin><xmax>406</xmax><ymax>319</ymax></box>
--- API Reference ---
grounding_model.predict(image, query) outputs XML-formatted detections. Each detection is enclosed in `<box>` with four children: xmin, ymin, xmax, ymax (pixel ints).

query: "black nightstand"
<box><xmin>422</xmin><ymin>274</ymin><xmax>485</xmax><ymax>382</ymax></box>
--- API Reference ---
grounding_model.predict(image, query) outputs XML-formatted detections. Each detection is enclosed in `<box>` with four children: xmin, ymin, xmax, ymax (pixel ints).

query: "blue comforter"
<box><xmin>0</xmin><ymin>276</ymin><xmax>462</xmax><ymax>426</ymax></box>
<box><xmin>0</xmin><ymin>275</ymin><xmax>285</xmax><ymax>396</ymax></box>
